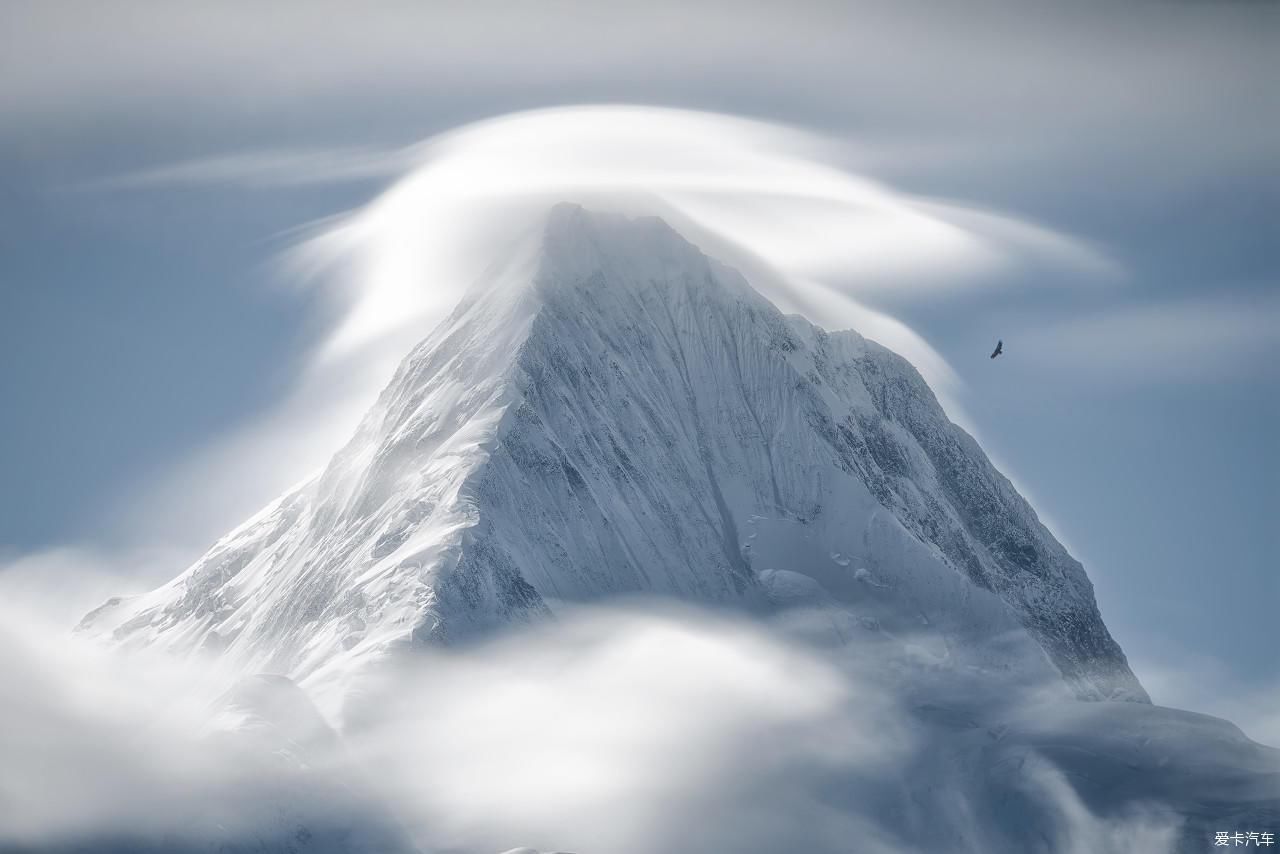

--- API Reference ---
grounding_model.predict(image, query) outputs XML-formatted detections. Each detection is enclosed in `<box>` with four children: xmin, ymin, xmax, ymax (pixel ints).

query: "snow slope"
<box><xmin>79</xmin><ymin>203</ymin><xmax>1145</xmax><ymax>710</ymax></box>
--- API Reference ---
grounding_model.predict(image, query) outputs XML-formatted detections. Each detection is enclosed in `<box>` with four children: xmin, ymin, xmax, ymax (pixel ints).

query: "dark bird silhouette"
<box><xmin>990</xmin><ymin>340</ymin><xmax>1003</xmax><ymax>359</ymax></box>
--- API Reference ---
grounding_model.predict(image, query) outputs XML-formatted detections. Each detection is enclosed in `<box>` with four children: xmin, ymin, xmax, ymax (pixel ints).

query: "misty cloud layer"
<box><xmin>3</xmin><ymin>591</ymin><xmax>1273</xmax><ymax>854</ymax></box>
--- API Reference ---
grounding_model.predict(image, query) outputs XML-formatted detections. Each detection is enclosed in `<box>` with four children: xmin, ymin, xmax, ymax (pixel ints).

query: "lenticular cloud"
<box><xmin>295</xmin><ymin>105</ymin><xmax>1115</xmax><ymax>397</ymax></box>
<box><xmin>110</xmin><ymin>105</ymin><xmax>1117</xmax><ymax>570</ymax></box>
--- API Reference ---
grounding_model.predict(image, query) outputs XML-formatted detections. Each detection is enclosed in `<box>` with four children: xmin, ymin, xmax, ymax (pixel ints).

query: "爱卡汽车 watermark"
<box><xmin>1216</xmin><ymin>831</ymin><xmax>1275</xmax><ymax>846</ymax></box>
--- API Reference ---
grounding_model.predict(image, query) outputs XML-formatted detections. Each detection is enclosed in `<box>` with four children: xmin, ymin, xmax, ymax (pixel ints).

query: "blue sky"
<box><xmin>1</xmin><ymin>1</ymin><xmax>1276</xmax><ymax>729</ymax></box>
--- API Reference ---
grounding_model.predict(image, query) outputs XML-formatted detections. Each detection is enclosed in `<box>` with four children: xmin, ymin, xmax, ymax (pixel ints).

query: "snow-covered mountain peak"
<box><xmin>539</xmin><ymin>202</ymin><xmax>705</xmax><ymax>279</ymax></box>
<box><xmin>80</xmin><ymin>204</ymin><xmax>1148</xmax><ymax>715</ymax></box>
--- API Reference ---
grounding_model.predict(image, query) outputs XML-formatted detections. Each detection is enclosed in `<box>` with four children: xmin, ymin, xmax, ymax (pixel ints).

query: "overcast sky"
<box><xmin>1</xmin><ymin>0</ymin><xmax>1276</xmax><ymax>725</ymax></box>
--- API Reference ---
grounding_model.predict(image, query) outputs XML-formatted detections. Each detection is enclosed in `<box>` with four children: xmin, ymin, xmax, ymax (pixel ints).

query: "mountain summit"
<box><xmin>81</xmin><ymin>204</ymin><xmax>1147</xmax><ymax>709</ymax></box>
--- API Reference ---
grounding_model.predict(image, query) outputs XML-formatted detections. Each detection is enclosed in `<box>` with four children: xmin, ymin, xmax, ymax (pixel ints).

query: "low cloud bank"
<box><xmin>5</xmin><ymin>594</ymin><xmax>1270</xmax><ymax>854</ymax></box>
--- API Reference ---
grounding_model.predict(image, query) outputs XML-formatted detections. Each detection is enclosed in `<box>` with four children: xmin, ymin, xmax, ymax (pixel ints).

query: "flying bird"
<box><xmin>990</xmin><ymin>340</ymin><xmax>1003</xmax><ymax>359</ymax></box>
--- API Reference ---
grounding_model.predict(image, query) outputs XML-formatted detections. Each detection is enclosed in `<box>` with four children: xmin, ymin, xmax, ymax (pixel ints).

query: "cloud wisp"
<box><xmin>77</xmin><ymin>146</ymin><xmax>414</xmax><ymax>191</ymax></box>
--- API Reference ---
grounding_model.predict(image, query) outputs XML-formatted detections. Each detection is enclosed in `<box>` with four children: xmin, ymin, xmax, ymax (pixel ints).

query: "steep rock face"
<box><xmin>80</xmin><ymin>204</ymin><xmax>1146</xmax><ymax>706</ymax></box>
<box><xmin>804</xmin><ymin>329</ymin><xmax>1142</xmax><ymax>700</ymax></box>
